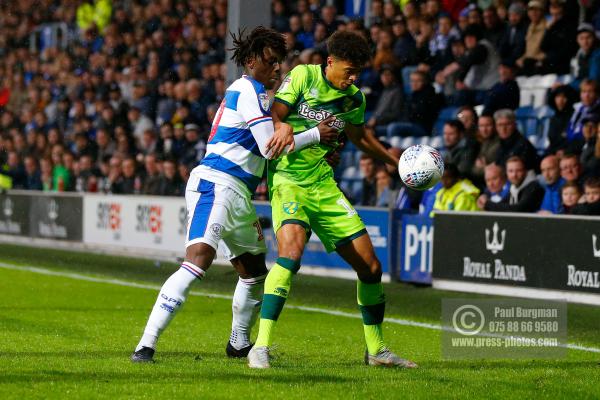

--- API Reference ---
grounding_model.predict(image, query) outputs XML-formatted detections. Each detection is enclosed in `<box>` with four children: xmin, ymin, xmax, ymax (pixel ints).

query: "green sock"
<box><xmin>254</xmin><ymin>258</ymin><xmax>299</xmax><ymax>348</ymax></box>
<box><xmin>357</xmin><ymin>280</ymin><xmax>386</xmax><ymax>355</ymax></box>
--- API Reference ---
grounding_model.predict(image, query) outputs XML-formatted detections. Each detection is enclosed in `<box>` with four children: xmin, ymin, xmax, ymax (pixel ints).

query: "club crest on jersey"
<box><xmin>283</xmin><ymin>202</ymin><xmax>299</xmax><ymax>215</ymax></box>
<box><xmin>298</xmin><ymin>103</ymin><xmax>345</xmax><ymax>129</ymax></box>
<box><xmin>210</xmin><ymin>223</ymin><xmax>223</xmax><ymax>240</ymax></box>
<box><xmin>258</xmin><ymin>93</ymin><xmax>270</xmax><ymax>113</ymax></box>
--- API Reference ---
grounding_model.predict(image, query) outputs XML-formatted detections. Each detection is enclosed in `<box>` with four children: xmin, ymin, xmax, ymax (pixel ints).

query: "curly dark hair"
<box><xmin>326</xmin><ymin>30</ymin><xmax>371</xmax><ymax>67</ymax></box>
<box><xmin>229</xmin><ymin>26</ymin><xmax>286</xmax><ymax>67</ymax></box>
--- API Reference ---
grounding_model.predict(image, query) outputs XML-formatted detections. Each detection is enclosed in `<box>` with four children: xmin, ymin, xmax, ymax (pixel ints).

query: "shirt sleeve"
<box><xmin>237</xmin><ymin>80</ymin><xmax>274</xmax><ymax>158</ymax></box>
<box><xmin>274</xmin><ymin>65</ymin><xmax>308</xmax><ymax>107</ymax></box>
<box><xmin>347</xmin><ymin>90</ymin><xmax>366</xmax><ymax>126</ymax></box>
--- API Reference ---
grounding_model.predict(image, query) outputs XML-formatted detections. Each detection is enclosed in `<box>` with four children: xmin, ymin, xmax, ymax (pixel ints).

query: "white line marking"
<box><xmin>1</xmin><ymin>262</ymin><xmax>599</xmax><ymax>354</ymax></box>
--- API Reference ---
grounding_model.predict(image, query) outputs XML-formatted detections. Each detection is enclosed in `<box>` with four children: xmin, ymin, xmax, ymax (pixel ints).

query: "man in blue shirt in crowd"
<box><xmin>539</xmin><ymin>155</ymin><xmax>566</xmax><ymax>214</ymax></box>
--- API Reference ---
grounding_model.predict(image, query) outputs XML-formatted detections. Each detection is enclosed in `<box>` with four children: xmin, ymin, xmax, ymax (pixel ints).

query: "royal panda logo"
<box><xmin>48</xmin><ymin>199</ymin><xmax>59</xmax><ymax>221</ymax></box>
<box><xmin>3</xmin><ymin>198</ymin><xmax>13</xmax><ymax>218</ymax></box>
<box><xmin>485</xmin><ymin>222</ymin><xmax>505</xmax><ymax>254</ymax></box>
<box><xmin>0</xmin><ymin>197</ymin><xmax>20</xmax><ymax>234</ymax></box>
<box><xmin>210</xmin><ymin>223</ymin><xmax>223</xmax><ymax>240</ymax></box>
<box><xmin>178</xmin><ymin>206</ymin><xmax>188</xmax><ymax>236</ymax></box>
<box><xmin>593</xmin><ymin>235</ymin><xmax>600</xmax><ymax>258</ymax></box>
<box><xmin>39</xmin><ymin>198</ymin><xmax>67</xmax><ymax>238</ymax></box>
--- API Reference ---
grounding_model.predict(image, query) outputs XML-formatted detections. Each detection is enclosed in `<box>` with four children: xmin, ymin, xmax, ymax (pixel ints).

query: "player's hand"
<box><xmin>325</xmin><ymin>149</ymin><xmax>341</xmax><ymax>168</ymax></box>
<box><xmin>267</xmin><ymin>121</ymin><xmax>295</xmax><ymax>159</ymax></box>
<box><xmin>318</xmin><ymin>116</ymin><xmax>339</xmax><ymax>147</ymax></box>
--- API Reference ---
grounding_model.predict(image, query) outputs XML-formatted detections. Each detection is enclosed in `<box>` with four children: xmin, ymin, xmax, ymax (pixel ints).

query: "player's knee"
<box><xmin>359</xmin><ymin>259</ymin><xmax>382</xmax><ymax>283</ymax></box>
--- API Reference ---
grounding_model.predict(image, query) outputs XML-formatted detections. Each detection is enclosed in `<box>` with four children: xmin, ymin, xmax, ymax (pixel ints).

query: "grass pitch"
<box><xmin>0</xmin><ymin>243</ymin><xmax>599</xmax><ymax>399</ymax></box>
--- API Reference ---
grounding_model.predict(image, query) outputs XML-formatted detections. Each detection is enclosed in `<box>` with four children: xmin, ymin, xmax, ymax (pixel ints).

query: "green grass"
<box><xmin>0</xmin><ymin>243</ymin><xmax>599</xmax><ymax>399</ymax></box>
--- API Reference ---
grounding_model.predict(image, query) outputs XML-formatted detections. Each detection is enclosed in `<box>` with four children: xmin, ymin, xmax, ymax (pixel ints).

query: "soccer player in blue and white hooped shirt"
<box><xmin>131</xmin><ymin>27</ymin><xmax>337</xmax><ymax>362</ymax></box>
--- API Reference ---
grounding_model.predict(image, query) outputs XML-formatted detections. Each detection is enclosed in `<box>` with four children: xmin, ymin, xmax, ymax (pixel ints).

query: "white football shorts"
<box><xmin>185</xmin><ymin>172</ymin><xmax>266</xmax><ymax>260</ymax></box>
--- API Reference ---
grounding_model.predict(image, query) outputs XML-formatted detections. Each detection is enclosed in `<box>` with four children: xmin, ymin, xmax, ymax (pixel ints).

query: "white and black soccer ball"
<box><xmin>398</xmin><ymin>144</ymin><xmax>444</xmax><ymax>191</ymax></box>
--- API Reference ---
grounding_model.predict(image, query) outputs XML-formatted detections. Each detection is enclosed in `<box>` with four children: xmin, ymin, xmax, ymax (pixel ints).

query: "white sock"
<box><xmin>135</xmin><ymin>262</ymin><xmax>205</xmax><ymax>351</ymax></box>
<box><xmin>229</xmin><ymin>274</ymin><xmax>266</xmax><ymax>350</ymax></box>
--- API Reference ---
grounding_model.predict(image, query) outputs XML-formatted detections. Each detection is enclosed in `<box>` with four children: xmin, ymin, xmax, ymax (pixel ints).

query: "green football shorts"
<box><xmin>270</xmin><ymin>176</ymin><xmax>367</xmax><ymax>253</ymax></box>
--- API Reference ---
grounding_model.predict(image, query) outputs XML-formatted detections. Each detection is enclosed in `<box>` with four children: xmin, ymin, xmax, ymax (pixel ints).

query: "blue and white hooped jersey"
<box><xmin>194</xmin><ymin>75</ymin><xmax>272</xmax><ymax>196</ymax></box>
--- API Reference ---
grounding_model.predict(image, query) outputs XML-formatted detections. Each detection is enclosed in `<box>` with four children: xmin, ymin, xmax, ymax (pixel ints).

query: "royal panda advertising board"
<box><xmin>433</xmin><ymin>211</ymin><xmax>600</xmax><ymax>303</ymax></box>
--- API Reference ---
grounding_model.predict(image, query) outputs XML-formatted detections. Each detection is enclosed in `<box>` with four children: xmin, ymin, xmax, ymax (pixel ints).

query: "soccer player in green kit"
<box><xmin>247</xmin><ymin>30</ymin><xmax>418</xmax><ymax>369</ymax></box>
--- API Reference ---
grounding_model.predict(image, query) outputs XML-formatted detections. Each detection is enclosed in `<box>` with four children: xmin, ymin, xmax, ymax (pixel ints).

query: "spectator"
<box><xmin>128</xmin><ymin>106</ymin><xmax>155</xmax><ymax>142</ymax></box>
<box><xmin>112</xmin><ymin>157</ymin><xmax>140</xmax><ymax>194</ymax></box>
<box><xmin>494</xmin><ymin>109</ymin><xmax>539</xmax><ymax>171</ymax></box>
<box><xmin>75</xmin><ymin>154</ymin><xmax>100</xmax><ymax>192</ymax></box>
<box><xmin>559</xmin><ymin>153</ymin><xmax>584</xmax><ymax>186</ymax></box>
<box><xmin>499</xmin><ymin>2</ymin><xmax>528</xmax><ymax>66</ymax></box>
<box><xmin>546</xmin><ymin>85</ymin><xmax>576</xmax><ymax>155</ymax></box>
<box><xmin>95</xmin><ymin>128</ymin><xmax>116</xmax><ymax>161</ymax></box>
<box><xmin>567</xmin><ymin>79</ymin><xmax>600</xmax><ymax>147</ymax></box>
<box><xmin>442</xmin><ymin>119</ymin><xmax>478</xmax><ymax>179</ymax></box>
<box><xmin>560</xmin><ymin>181</ymin><xmax>582</xmax><ymax>214</ymax></box>
<box><xmin>452</xmin><ymin>24</ymin><xmax>501</xmax><ymax>106</ymax></box>
<box><xmin>23</xmin><ymin>155</ymin><xmax>43</xmax><ymax>191</ymax></box>
<box><xmin>516</xmin><ymin>1</ymin><xmax>546</xmax><ymax>76</ymax></box>
<box><xmin>355</xmin><ymin>154</ymin><xmax>378</xmax><ymax>206</ymax></box>
<box><xmin>392</xmin><ymin>16</ymin><xmax>417</xmax><ymax>67</ymax></box>
<box><xmin>40</xmin><ymin>157</ymin><xmax>53</xmax><ymax>192</ymax></box>
<box><xmin>571</xmin><ymin>177</ymin><xmax>600</xmax><ymax>215</ymax></box>
<box><xmin>477</xmin><ymin>163</ymin><xmax>510</xmax><ymax>209</ymax></box>
<box><xmin>482</xmin><ymin>6</ymin><xmax>505</xmax><ymax>50</ymax></box>
<box><xmin>538</xmin><ymin>155</ymin><xmax>566</xmax><ymax>214</ymax></box>
<box><xmin>181</xmin><ymin>123</ymin><xmax>206</xmax><ymax>169</ymax></box>
<box><xmin>402</xmin><ymin>70</ymin><xmax>441</xmax><ymax>136</ymax></box>
<box><xmin>5</xmin><ymin>151</ymin><xmax>26</xmax><ymax>189</ymax></box>
<box><xmin>142</xmin><ymin>153</ymin><xmax>162</xmax><ymax>195</ymax></box>
<box><xmin>483</xmin><ymin>155</ymin><xmax>545</xmax><ymax>212</ymax></box>
<box><xmin>50</xmin><ymin>144</ymin><xmax>70</xmax><ymax>192</ymax></box>
<box><xmin>457</xmin><ymin>106</ymin><xmax>478</xmax><ymax>139</ymax></box>
<box><xmin>471</xmin><ymin>114</ymin><xmax>500</xmax><ymax>186</ymax></box>
<box><xmin>373</xmin><ymin>29</ymin><xmax>398</xmax><ymax>72</ymax></box>
<box><xmin>431</xmin><ymin>163</ymin><xmax>480</xmax><ymax>215</ymax></box>
<box><xmin>540</xmin><ymin>0</ymin><xmax>578</xmax><ymax>75</ymax></box>
<box><xmin>375</xmin><ymin>168</ymin><xmax>394</xmax><ymax>207</ymax></box>
<box><xmin>482</xmin><ymin>60</ymin><xmax>520</xmax><ymax>116</ymax></box>
<box><xmin>570</xmin><ymin>23</ymin><xmax>600</xmax><ymax>90</ymax></box>
<box><xmin>366</xmin><ymin>65</ymin><xmax>404</xmax><ymax>138</ymax></box>
<box><xmin>156</xmin><ymin>158</ymin><xmax>184</xmax><ymax>196</ymax></box>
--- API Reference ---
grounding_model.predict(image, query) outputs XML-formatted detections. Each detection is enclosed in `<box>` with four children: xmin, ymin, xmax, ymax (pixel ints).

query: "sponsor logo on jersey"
<box><xmin>274</xmin><ymin>287</ymin><xmax>289</xmax><ymax>297</ymax></box>
<box><xmin>298</xmin><ymin>103</ymin><xmax>345</xmax><ymax>129</ymax></box>
<box><xmin>283</xmin><ymin>202</ymin><xmax>299</xmax><ymax>215</ymax></box>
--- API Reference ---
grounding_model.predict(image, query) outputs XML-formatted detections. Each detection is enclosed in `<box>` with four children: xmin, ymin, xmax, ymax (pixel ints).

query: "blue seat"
<box><xmin>433</xmin><ymin>106</ymin><xmax>459</xmax><ymax>136</ymax></box>
<box><xmin>515</xmin><ymin>106</ymin><xmax>538</xmax><ymax>137</ymax></box>
<box><xmin>536</xmin><ymin>105</ymin><xmax>555</xmax><ymax>142</ymax></box>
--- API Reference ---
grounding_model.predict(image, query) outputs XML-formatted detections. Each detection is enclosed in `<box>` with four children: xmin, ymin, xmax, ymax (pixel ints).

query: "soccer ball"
<box><xmin>398</xmin><ymin>144</ymin><xmax>444</xmax><ymax>190</ymax></box>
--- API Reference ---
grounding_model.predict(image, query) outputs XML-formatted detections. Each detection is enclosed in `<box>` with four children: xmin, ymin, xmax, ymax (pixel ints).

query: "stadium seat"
<box><xmin>515</xmin><ymin>106</ymin><xmax>538</xmax><ymax>137</ymax></box>
<box><xmin>537</xmin><ymin>105</ymin><xmax>555</xmax><ymax>142</ymax></box>
<box><xmin>418</xmin><ymin>136</ymin><xmax>430</xmax><ymax>146</ymax></box>
<box><xmin>429</xmin><ymin>136</ymin><xmax>443</xmax><ymax>149</ymax></box>
<box><xmin>390</xmin><ymin>136</ymin><xmax>402</xmax><ymax>149</ymax></box>
<box><xmin>433</xmin><ymin>106</ymin><xmax>459</xmax><ymax>135</ymax></box>
<box><xmin>401</xmin><ymin>136</ymin><xmax>416</xmax><ymax>148</ymax></box>
<box><xmin>342</xmin><ymin>166</ymin><xmax>359</xmax><ymax>179</ymax></box>
<box><xmin>474</xmin><ymin>104</ymin><xmax>484</xmax><ymax>116</ymax></box>
<box><xmin>539</xmin><ymin>74</ymin><xmax>558</xmax><ymax>88</ymax></box>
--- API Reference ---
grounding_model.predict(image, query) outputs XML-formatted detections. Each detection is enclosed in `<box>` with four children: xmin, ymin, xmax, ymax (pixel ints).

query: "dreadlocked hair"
<box><xmin>229</xmin><ymin>26</ymin><xmax>286</xmax><ymax>67</ymax></box>
<box><xmin>327</xmin><ymin>30</ymin><xmax>371</xmax><ymax>67</ymax></box>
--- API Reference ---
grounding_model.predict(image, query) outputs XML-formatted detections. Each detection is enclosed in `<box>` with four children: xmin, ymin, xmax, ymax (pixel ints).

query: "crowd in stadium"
<box><xmin>1</xmin><ymin>0</ymin><xmax>600</xmax><ymax>216</ymax></box>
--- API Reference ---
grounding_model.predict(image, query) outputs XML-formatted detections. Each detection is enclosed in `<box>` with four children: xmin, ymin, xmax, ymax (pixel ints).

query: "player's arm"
<box><xmin>345</xmin><ymin>123</ymin><xmax>399</xmax><ymax>166</ymax></box>
<box><xmin>271</xmin><ymin>101</ymin><xmax>339</xmax><ymax>148</ymax></box>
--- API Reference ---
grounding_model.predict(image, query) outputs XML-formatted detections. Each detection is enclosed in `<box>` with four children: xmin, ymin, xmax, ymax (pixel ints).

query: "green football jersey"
<box><xmin>270</xmin><ymin>64</ymin><xmax>366</xmax><ymax>186</ymax></box>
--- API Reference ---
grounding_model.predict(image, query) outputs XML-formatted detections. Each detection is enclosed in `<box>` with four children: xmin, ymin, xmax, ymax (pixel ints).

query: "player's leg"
<box><xmin>337</xmin><ymin>235</ymin><xmax>417</xmax><ymax>368</ymax></box>
<box><xmin>219</xmin><ymin>190</ymin><xmax>270</xmax><ymax>357</ymax></box>
<box><xmin>131</xmin><ymin>178</ymin><xmax>223</xmax><ymax>362</ymax></box>
<box><xmin>226</xmin><ymin>252</ymin><xmax>268</xmax><ymax>357</ymax></box>
<box><xmin>249</xmin><ymin>182</ymin><xmax>310</xmax><ymax>368</ymax></box>
<box><xmin>313</xmin><ymin>178</ymin><xmax>416</xmax><ymax>367</ymax></box>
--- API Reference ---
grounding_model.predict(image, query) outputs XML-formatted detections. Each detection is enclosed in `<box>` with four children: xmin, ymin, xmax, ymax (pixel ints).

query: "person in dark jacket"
<box><xmin>498</xmin><ymin>2</ymin><xmax>528</xmax><ymax>66</ymax></box>
<box><xmin>493</xmin><ymin>109</ymin><xmax>539</xmax><ymax>171</ymax></box>
<box><xmin>23</xmin><ymin>155</ymin><xmax>43</xmax><ymax>191</ymax></box>
<box><xmin>483</xmin><ymin>155</ymin><xmax>545</xmax><ymax>212</ymax></box>
<box><xmin>402</xmin><ymin>70</ymin><xmax>441</xmax><ymax>135</ymax></box>
<box><xmin>571</xmin><ymin>177</ymin><xmax>600</xmax><ymax>215</ymax></box>
<box><xmin>569</xmin><ymin>23</ymin><xmax>600</xmax><ymax>90</ymax></box>
<box><xmin>366</xmin><ymin>65</ymin><xmax>404</xmax><ymax>138</ymax></box>
<box><xmin>442</xmin><ymin>119</ymin><xmax>478</xmax><ymax>179</ymax></box>
<box><xmin>156</xmin><ymin>158</ymin><xmax>184</xmax><ymax>196</ymax></box>
<box><xmin>546</xmin><ymin>85</ymin><xmax>576</xmax><ymax>155</ymax></box>
<box><xmin>482</xmin><ymin>60</ymin><xmax>520</xmax><ymax>116</ymax></box>
<box><xmin>540</xmin><ymin>0</ymin><xmax>578</xmax><ymax>75</ymax></box>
